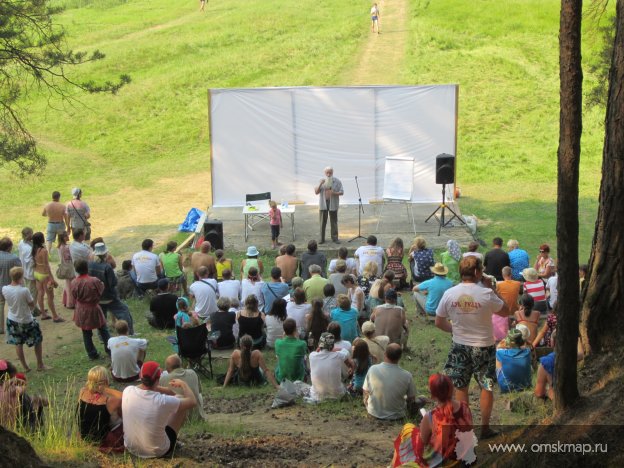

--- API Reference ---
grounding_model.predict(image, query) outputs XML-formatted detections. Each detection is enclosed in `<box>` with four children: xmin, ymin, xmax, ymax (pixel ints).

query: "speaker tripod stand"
<box><xmin>425</xmin><ymin>184</ymin><xmax>466</xmax><ymax>236</ymax></box>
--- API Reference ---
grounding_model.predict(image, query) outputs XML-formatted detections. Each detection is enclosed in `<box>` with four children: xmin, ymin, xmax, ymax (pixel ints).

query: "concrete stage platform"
<box><xmin>207</xmin><ymin>202</ymin><xmax>474</xmax><ymax>254</ymax></box>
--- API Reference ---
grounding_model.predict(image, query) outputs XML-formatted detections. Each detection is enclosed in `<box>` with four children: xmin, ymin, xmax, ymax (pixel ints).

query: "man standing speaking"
<box><xmin>315</xmin><ymin>166</ymin><xmax>344</xmax><ymax>244</ymax></box>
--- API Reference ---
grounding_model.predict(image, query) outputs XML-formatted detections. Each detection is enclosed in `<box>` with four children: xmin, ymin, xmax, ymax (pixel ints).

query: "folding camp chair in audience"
<box><xmin>176</xmin><ymin>325</ymin><xmax>213</xmax><ymax>379</ymax></box>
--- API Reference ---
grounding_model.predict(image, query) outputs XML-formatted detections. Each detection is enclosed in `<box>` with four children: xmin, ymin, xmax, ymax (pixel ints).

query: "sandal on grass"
<box><xmin>53</xmin><ymin>317</ymin><xmax>65</xmax><ymax>323</ymax></box>
<box><xmin>41</xmin><ymin>315</ymin><xmax>52</xmax><ymax>320</ymax></box>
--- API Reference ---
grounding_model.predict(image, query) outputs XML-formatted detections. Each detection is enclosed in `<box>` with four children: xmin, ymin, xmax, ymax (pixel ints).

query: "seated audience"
<box><xmin>159</xmin><ymin>241</ymin><xmax>187</xmax><ymax>296</ymax></box>
<box><xmin>330</xmin><ymin>294</ymin><xmax>360</xmax><ymax>343</ymax></box>
<box><xmin>89</xmin><ymin>237</ymin><xmax>117</xmax><ymax>268</ymax></box>
<box><xmin>349</xmin><ymin>339</ymin><xmax>373</xmax><ymax>395</ymax></box>
<box><xmin>328</xmin><ymin>260</ymin><xmax>348</xmax><ymax>295</ymax></box>
<box><xmin>534</xmin><ymin>243</ymin><xmax>555</xmax><ymax>279</ymax></box>
<box><xmin>122</xmin><ymin>361</ymin><xmax>197</xmax><ymax>458</ymax></box>
<box><xmin>241</xmin><ymin>245</ymin><xmax>264</xmax><ymax>279</ymax></box>
<box><xmin>494</xmin><ymin>266</ymin><xmax>521</xmax><ymax>342</ymax></box>
<box><xmin>360</xmin><ymin>320</ymin><xmax>389</xmax><ymax>364</ymax></box>
<box><xmin>484</xmin><ymin>237</ymin><xmax>510</xmax><ymax>281</ymax></box>
<box><xmin>328</xmin><ymin>246</ymin><xmax>357</xmax><ymax>276</ymax></box>
<box><xmin>191</xmin><ymin>241</ymin><xmax>216</xmax><ymax>281</ymax></box>
<box><xmin>357</xmin><ymin>261</ymin><xmax>379</xmax><ymax>297</ymax></box>
<box><xmin>148</xmin><ymin>278</ymin><xmax>177</xmax><ymax>329</ymax></box>
<box><xmin>412</xmin><ymin>263</ymin><xmax>453</xmax><ymax>317</ymax></box>
<box><xmin>174</xmin><ymin>297</ymin><xmax>200</xmax><ymax>329</ymax></box>
<box><xmin>342</xmin><ymin>274</ymin><xmax>365</xmax><ymax>318</ymax></box>
<box><xmin>78</xmin><ymin>366</ymin><xmax>122</xmax><ymax>443</ymax></box>
<box><xmin>522</xmin><ymin>268</ymin><xmax>548</xmax><ymax>313</ymax></box>
<box><xmin>116</xmin><ymin>260</ymin><xmax>136</xmax><ymax>300</ymax></box>
<box><xmin>533</xmin><ymin>306</ymin><xmax>557</xmax><ymax>349</ymax></box>
<box><xmin>300</xmin><ymin>240</ymin><xmax>327</xmax><ymax>280</ymax></box>
<box><xmin>535</xmin><ymin>333</ymin><xmax>556</xmax><ymax>401</ymax></box>
<box><xmin>275</xmin><ymin>318</ymin><xmax>308</xmax><ymax>383</ymax></box>
<box><xmin>306</xmin><ymin>299</ymin><xmax>330</xmax><ymax>351</ymax></box>
<box><xmin>3</xmin><ymin>266</ymin><xmax>47</xmax><ymax>371</ymax></box>
<box><xmin>303</xmin><ymin>264</ymin><xmax>329</xmax><ymax>302</ymax></box>
<box><xmin>513</xmin><ymin>294</ymin><xmax>540</xmax><ymax>341</ymax></box>
<box><xmin>209</xmin><ymin>297</ymin><xmax>236</xmax><ymax>349</ymax></box>
<box><xmin>266</xmin><ymin>298</ymin><xmax>288</xmax><ymax>348</ymax></box>
<box><xmin>462</xmin><ymin>240</ymin><xmax>483</xmax><ymax>262</ymax></box>
<box><xmin>384</xmin><ymin>237</ymin><xmax>408</xmax><ymax>289</ymax></box>
<box><xmin>160</xmin><ymin>354</ymin><xmax>207</xmax><ymax>420</ymax></box>
<box><xmin>132</xmin><ymin>239</ymin><xmax>161</xmax><ymax>295</ymax></box>
<box><xmin>355</xmin><ymin>235</ymin><xmax>385</xmax><ymax>276</ymax></box>
<box><xmin>237</xmin><ymin>295</ymin><xmax>266</xmax><ymax>349</ymax></box>
<box><xmin>417</xmin><ymin>373</ymin><xmax>473</xmax><ymax>463</ymax></box>
<box><xmin>495</xmin><ymin>328</ymin><xmax>532</xmax><ymax>393</ymax></box>
<box><xmin>223</xmin><ymin>335</ymin><xmax>279</xmax><ymax>388</ymax></box>
<box><xmin>0</xmin><ymin>359</ymin><xmax>47</xmax><ymax>430</ymax></box>
<box><xmin>309</xmin><ymin>332</ymin><xmax>354</xmax><ymax>402</ymax></box>
<box><xmin>327</xmin><ymin>321</ymin><xmax>352</xmax><ymax>355</ymax></box>
<box><xmin>440</xmin><ymin>239</ymin><xmax>462</xmax><ymax>284</ymax></box>
<box><xmin>322</xmin><ymin>283</ymin><xmax>337</xmax><ymax>316</ymax></box>
<box><xmin>288</xmin><ymin>276</ymin><xmax>304</xmax><ymax>298</ymax></box>
<box><xmin>408</xmin><ymin>236</ymin><xmax>435</xmax><ymax>284</ymax></box>
<box><xmin>507</xmin><ymin>239</ymin><xmax>530</xmax><ymax>281</ymax></box>
<box><xmin>275</xmin><ymin>244</ymin><xmax>298</xmax><ymax>284</ymax></box>
<box><xmin>363</xmin><ymin>344</ymin><xmax>416</xmax><ymax>420</ymax></box>
<box><xmin>189</xmin><ymin>266</ymin><xmax>218</xmax><ymax>320</ymax></box>
<box><xmin>241</xmin><ymin>267</ymin><xmax>265</xmax><ymax>311</ymax></box>
<box><xmin>370</xmin><ymin>289</ymin><xmax>407</xmax><ymax>347</ymax></box>
<box><xmin>287</xmin><ymin>287</ymin><xmax>312</xmax><ymax>337</ymax></box>
<box><xmin>214</xmin><ymin>249</ymin><xmax>232</xmax><ymax>282</ymax></box>
<box><xmin>217</xmin><ymin>269</ymin><xmax>241</xmax><ymax>301</ymax></box>
<box><xmin>108</xmin><ymin>320</ymin><xmax>148</xmax><ymax>382</ymax></box>
<box><xmin>579</xmin><ymin>263</ymin><xmax>588</xmax><ymax>292</ymax></box>
<box><xmin>261</xmin><ymin>267</ymin><xmax>289</xmax><ymax>313</ymax></box>
<box><xmin>546</xmin><ymin>268</ymin><xmax>558</xmax><ymax>310</ymax></box>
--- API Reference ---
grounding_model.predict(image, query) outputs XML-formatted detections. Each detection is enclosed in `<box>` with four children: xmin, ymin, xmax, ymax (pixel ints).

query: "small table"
<box><xmin>243</xmin><ymin>204</ymin><xmax>296</xmax><ymax>242</ymax></box>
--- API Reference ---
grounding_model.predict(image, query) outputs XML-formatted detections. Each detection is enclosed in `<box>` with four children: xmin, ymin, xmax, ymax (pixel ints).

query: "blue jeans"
<box><xmin>82</xmin><ymin>326</ymin><xmax>111</xmax><ymax>359</ymax></box>
<box><xmin>100</xmin><ymin>300</ymin><xmax>134</xmax><ymax>334</ymax></box>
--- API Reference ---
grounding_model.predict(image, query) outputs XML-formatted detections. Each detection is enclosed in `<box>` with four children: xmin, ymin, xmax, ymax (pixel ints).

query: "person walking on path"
<box><xmin>371</xmin><ymin>3</ymin><xmax>381</xmax><ymax>34</ymax></box>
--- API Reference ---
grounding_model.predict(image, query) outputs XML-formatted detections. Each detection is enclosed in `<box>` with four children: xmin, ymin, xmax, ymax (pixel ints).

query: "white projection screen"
<box><xmin>209</xmin><ymin>85</ymin><xmax>458</xmax><ymax>207</ymax></box>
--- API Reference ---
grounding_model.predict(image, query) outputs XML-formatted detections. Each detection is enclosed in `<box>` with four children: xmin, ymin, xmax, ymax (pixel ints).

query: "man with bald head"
<box><xmin>314</xmin><ymin>166</ymin><xmax>344</xmax><ymax>244</ymax></box>
<box><xmin>190</xmin><ymin>241</ymin><xmax>216</xmax><ymax>281</ymax></box>
<box><xmin>160</xmin><ymin>354</ymin><xmax>207</xmax><ymax>420</ymax></box>
<box><xmin>362</xmin><ymin>343</ymin><xmax>417</xmax><ymax>420</ymax></box>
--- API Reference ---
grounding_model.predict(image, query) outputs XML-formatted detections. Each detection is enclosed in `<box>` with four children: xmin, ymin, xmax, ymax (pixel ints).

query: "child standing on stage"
<box><xmin>269</xmin><ymin>201</ymin><xmax>283</xmax><ymax>250</ymax></box>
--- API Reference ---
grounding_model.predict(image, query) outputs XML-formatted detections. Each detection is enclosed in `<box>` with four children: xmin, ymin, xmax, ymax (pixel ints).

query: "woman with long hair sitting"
<box><xmin>385</xmin><ymin>237</ymin><xmax>408</xmax><ymax>289</ymax></box>
<box><xmin>306</xmin><ymin>299</ymin><xmax>330</xmax><ymax>351</ymax></box>
<box><xmin>237</xmin><ymin>294</ymin><xmax>266</xmax><ymax>349</ymax></box>
<box><xmin>348</xmin><ymin>339</ymin><xmax>372</xmax><ymax>395</ymax></box>
<box><xmin>222</xmin><ymin>335</ymin><xmax>278</xmax><ymax>388</ymax></box>
<box><xmin>265</xmin><ymin>298</ymin><xmax>288</xmax><ymax>348</ymax></box>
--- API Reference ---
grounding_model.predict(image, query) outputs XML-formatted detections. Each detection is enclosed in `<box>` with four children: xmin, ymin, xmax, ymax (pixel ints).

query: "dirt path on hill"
<box><xmin>348</xmin><ymin>0</ymin><xmax>410</xmax><ymax>85</ymax></box>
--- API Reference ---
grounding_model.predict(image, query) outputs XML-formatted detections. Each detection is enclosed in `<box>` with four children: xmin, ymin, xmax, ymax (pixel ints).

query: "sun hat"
<box><xmin>505</xmin><ymin>328</ymin><xmax>525</xmax><ymax>348</ymax></box>
<box><xmin>430</xmin><ymin>262</ymin><xmax>449</xmax><ymax>276</ymax></box>
<box><xmin>319</xmin><ymin>332</ymin><xmax>335</xmax><ymax>351</ymax></box>
<box><xmin>71</xmin><ymin>187</ymin><xmax>82</xmax><ymax>197</ymax></box>
<box><xmin>522</xmin><ymin>268</ymin><xmax>539</xmax><ymax>282</ymax></box>
<box><xmin>140</xmin><ymin>361</ymin><xmax>161</xmax><ymax>381</ymax></box>
<box><xmin>515</xmin><ymin>324</ymin><xmax>531</xmax><ymax>342</ymax></box>
<box><xmin>93</xmin><ymin>242</ymin><xmax>108</xmax><ymax>256</ymax></box>
<box><xmin>361</xmin><ymin>321</ymin><xmax>376</xmax><ymax>334</ymax></box>
<box><xmin>246</xmin><ymin>246</ymin><xmax>259</xmax><ymax>257</ymax></box>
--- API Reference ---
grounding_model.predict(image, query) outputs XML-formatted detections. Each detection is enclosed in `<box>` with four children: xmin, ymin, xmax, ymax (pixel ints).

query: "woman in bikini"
<box><xmin>32</xmin><ymin>232</ymin><xmax>63</xmax><ymax>322</ymax></box>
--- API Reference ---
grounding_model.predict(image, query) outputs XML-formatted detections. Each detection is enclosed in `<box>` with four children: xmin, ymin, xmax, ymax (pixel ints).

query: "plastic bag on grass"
<box><xmin>178</xmin><ymin>208</ymin><xmax>204</xmax><ymax>232</ymax></box>
<box><xmin>272</xmin><ymin>380</ymin><xmax>297</xmax><ymax>408</ymax></box>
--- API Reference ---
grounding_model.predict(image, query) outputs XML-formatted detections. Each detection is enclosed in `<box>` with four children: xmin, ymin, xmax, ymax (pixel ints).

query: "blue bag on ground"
<box><xmin>178</xmin><ymin>208</ymin><xmax>204</xmax><ymax>232</ymax></box>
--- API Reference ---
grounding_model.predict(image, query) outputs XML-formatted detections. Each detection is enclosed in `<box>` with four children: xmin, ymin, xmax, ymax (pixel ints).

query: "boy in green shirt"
<box><xmin>275</xmin><ymin>318</ymin><xmax>308</xmax><ymax>382</ymax></box>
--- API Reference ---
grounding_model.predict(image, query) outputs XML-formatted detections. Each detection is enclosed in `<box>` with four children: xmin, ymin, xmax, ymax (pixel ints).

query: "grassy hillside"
<box><xmin>0</xmin><ymin>0</ymin><xmax>611</xmax><ymax>261</ymax></box>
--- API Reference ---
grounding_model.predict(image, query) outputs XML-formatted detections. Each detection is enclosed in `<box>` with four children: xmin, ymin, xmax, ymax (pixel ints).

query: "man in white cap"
<box><xmin>65</xmin><ymin>187</ymin><xmax>91</xmax><ymax>240</ymax></box>
<box><xmin>412</xmin><ymin>262</ymin><xmax>453</xmax><ymax>317</ymax></box>
<box><xmin>89</xmin><ymin>242</ymin><xmax>135</xmax><ymax>334</ymax></box>
<box><xmin>314</xmin><ymin>166</ymin><xmax>344</xmax><ymax>244</ymax></box>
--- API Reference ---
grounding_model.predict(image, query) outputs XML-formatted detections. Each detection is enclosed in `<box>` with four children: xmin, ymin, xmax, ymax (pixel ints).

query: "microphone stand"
<box><xmin>349</xmin><ymin>176</ymin><xmax>366</xmax><ymax>243</ymax></box>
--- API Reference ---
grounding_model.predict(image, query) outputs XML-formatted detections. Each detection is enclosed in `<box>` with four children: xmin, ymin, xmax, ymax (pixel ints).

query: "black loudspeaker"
<box><xmin>204</xmin><ymin>220</ymin><xmax>224</xmax><ymax>250</ymax></box>
<box><xmin>435</xmin><ymin>153</ymin><xmax>455</xmax><ymax>185</ymax></box>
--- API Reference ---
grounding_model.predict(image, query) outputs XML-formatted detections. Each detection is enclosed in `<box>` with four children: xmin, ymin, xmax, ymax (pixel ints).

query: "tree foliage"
<box><xmin>0</xmin><ymin>0</ymin><xmax>130</xmax><ymax>175</ymax></box>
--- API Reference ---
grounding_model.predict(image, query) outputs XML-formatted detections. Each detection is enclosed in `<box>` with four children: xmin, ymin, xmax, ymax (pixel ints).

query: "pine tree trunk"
<box><xmin>581</xmin><ymin>0</ymin><xmax>624</xmax><ymax>353</ymax></box>
<box><xmin>555</xmin><ymin>0</ymin><xmax>583</xmax><ymax>411</ymax></box>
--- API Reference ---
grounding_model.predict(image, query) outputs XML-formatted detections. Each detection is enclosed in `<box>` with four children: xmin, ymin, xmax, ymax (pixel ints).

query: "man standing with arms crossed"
<box><xmin>315</xmin><ymin>166</ymin><xmax>344</xmax><ymax>244</ymax></box>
